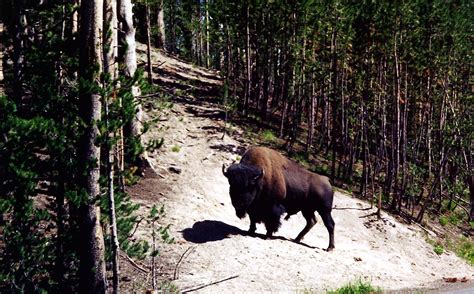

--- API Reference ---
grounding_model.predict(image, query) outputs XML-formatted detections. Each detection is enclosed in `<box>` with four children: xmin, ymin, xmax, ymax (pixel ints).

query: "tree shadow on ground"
<box><xmin>210</xmin><ymin>143</ymin><xmax>247</xmax><ymax>155</ymax></box>
<box><xmin>181</xmin><ymin>220</ymin><xmax>246</xmax><ymax>243</ymax></box>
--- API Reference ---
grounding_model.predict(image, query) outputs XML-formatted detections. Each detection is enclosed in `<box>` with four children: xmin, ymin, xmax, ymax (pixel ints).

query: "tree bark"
<box><xmin>244</xmin><ymin>2</ymin><xmax>251</xmax><ymax>115</ymax></box>
<box><xmin>468</xmin><ymin>175</ymin><xmax>474</xmax><ymax>221</ymax></box>
<box><xmin>145</xmin><ymin>0</ymin><xmax>153</xmax><ymax>85</ymax></box>
<box><xmin>78</xmin><ymin>0</ymin><xmax>107</xmax><ymax>292</ymax></box>
<box><xmin>103</xmin><ymin>0</ymin><xmax>120</xmax><ymax>292</ymax></box>
<box><xmin>156</xmin><ymin>0</ymin><xmax>166</xmax><ymax>49</ymax></box>
<box><xmin>118</xmin><ymin>0</ymin><xmax>149</xmax><ymax>173</ymax></box>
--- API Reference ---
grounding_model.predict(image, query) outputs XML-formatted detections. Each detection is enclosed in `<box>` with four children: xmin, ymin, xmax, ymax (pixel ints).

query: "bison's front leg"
<box><xmin>264</xmin><ymin>203</ymin><xmax>284</xmax><ymax>239</ymax></box>
<box><xmin>294</xmin><ymin>210</ymin><xmax>317</xmax><ymax>243</ymax></box>
<box><xmin>247</xmin><ymin>214</ymin><xmax>257</xmax><ymax>236</ymax></box>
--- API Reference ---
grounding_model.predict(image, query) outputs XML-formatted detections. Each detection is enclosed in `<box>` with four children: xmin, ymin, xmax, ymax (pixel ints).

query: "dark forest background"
<box><xmin>0</xmin><ymin>0</ymin><xmax>472</xmax><ymax>292</ymax></box>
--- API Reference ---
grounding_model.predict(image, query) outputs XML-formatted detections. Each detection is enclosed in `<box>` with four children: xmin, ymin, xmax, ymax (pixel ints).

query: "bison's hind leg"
<box><xmin>320</xmin><ymin>210</ymin><xmax>335</xmax><ymax>251</ymax></box>
<box><xmin>294</xmin><ymin>210</ymin><xmax>317</xmax><ymax>243</ymax></box>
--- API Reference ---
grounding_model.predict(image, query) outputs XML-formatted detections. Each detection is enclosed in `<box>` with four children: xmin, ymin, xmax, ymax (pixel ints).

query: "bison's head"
<box><xmin>222</xmin><ymin>163</ymin><xmax>264</xmax><ymax>218</ymax></box>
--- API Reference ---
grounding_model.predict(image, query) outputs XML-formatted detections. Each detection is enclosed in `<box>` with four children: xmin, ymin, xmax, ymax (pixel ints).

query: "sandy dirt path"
<box><xmin>130</xmin><ymin>45</ymin><xmax>473</xmax><ymax>293</ymax></box>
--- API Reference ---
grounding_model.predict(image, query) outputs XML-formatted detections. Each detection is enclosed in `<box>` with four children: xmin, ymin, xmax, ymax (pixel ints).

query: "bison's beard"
<box><xmin>235</xmin><ymin>208</ymin><xmax>247</xmax><ymax>219</ymax></box>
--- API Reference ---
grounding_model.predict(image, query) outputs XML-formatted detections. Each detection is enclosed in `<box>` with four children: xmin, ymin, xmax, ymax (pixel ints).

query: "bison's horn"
<box><xmin>254</xmin><ymin>168</ymin><xmax>265</xmax><ymax>181</ymax></box>
<box><xmin>222</xmin><ymin>164</ymin><xmax>228</xmax><ymax>177</ymax></box>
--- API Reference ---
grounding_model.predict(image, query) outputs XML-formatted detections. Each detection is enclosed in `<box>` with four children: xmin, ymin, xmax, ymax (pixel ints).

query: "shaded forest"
<box><xmin>162</xmin><ymin>0</ymin><xmax>473</xmax><ymax>224</ymax></box>
<box><xmin>0</xmin><ymin>0</ymin><xmax>472</xmax><ymax>292</ymax></box>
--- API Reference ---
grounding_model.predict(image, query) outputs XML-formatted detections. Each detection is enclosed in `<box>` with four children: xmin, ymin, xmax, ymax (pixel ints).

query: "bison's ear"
<box><xmin>222</xmin><ymin>164</ymin><xmax>229</xmax><ymax>177</ymax></box>
<box><xmin>254</xmin><ymin>168</ymin><xmax>265</xmax><ymax>181</ymax></box>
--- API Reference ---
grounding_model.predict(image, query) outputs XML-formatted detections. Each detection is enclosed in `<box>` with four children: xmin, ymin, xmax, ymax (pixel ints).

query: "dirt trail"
<box><xmin>128</xmin><ymin>44</ymin><xmax>473</xmax><ymax>293</ymax></box>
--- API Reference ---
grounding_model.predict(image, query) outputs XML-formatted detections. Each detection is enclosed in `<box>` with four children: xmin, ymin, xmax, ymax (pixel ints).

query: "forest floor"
<box><xmin>119</xmin><ymin>44</ymin><xmax>473</xmax><ymax>293</ymax></box>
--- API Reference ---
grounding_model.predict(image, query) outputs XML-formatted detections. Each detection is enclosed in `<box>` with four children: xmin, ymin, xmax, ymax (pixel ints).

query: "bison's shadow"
<box><xmin>181</xmin><ymin>220</ymin><xmax>321</xmax><ymax>250</ymax></box>
<box><xmin>181</xmin><ymin>220</ymin><xmax>246</xmax><ymax>243</ymax></box>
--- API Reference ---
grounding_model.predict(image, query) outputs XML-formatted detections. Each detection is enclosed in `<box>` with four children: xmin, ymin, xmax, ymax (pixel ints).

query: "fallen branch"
<box><xmin>155</xmin><ymin>61</ymin><xmax>166</xmax><ymax>68</ymax></box>
<box><xmin>120</xmin><ymin>250</ymin><xmax>150</xmax><ymax>273</ymax></box>
<box><xmin>414</xmin><ymin>222</ymin><xmax>437</xmax><ymax>237</ymax></box>
<box><xmin>181</xmin><ymin>275</ymin><xmax>239</xmax><ymax>293</ymax></box>
<box><xmin>138</xmin><ymin>92</ymin><xmax>162</xmax><ymax>99</ymax></box>
<box><xmin>174</xmin><ymin>246</ymin><xmax>196</xmax><ymax>280</ymax></box>
<box><xmin>127</xmin><ymin>217</ymin><xmax>144</xmax><ymax>239</ymax></box>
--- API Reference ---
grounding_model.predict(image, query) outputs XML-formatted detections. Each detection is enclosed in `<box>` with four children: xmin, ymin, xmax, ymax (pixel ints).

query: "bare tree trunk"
<box><xmin>468</xmin><ymin>175</ymin><xmax>474</xmax><ymax>221</ymax></box>
<box><xmin>244</xmin><ymin>2</ymin><xmax>251</xmax><ymax>116</ymax></box>
<box><xmin>390</xmin><ymin>32</ymin><xmax>401</xmax><ymax>212</ymax></box>
<box><xmin>118</xmin><ymin>0</ymin><xmax>149</xmax><ymax>173</ymax></box>
<box><xmin>330</xmin><ymin>20</ymin><xmax>338</xmax><ymax>178</ymax></box>
<box><xmin>156</xmin><ymin>0</ymin><xmax>166</xmax><ymax>49</ymax></box>
<box><xmin>204</xmin><ymin>0</ymin><xmax>210</xmax><ymax>68</ymax></box>
<box><xmin>145</xmin><ymin>0</ymin><xmax>153</xmax><ymax>85</ymax></box>
<box><xmin>103</xmin><ymin>0</ymin><xmax>120</xmax><ymax>292</ymax></box>
<box><xmin>78</xmin><ymin>0</ymin><xmax>107</xmax><ymax>292</ymax></box>
<box><xmin>0</xmin><ymin>21</ymin><xmax>4</xmax><ymax>87</ymax></box>
<box><xmin>12</xmin><ymin>0</ymin><xmax>26</xmax><ymax>102</ymax></box>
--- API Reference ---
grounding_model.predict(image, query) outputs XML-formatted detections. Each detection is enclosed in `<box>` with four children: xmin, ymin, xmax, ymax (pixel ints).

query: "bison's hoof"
<box><xmin>326</xmin><ymin>246</ymin><xmax>335</xmax><ymax>252</ymax></box>
<box><xmin>247</xmin><ymin>230</ymin><xmax>256</xmax><ymax>237</ymax></box>
<box><xmin>294</xmin><ymin>237</ymin><xmax>302</xmax><ymax>243</ymax></box>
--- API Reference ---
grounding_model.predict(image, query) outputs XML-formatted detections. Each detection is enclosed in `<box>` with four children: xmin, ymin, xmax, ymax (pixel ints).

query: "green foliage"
<box><xmin>326</xmin><ymin>279</ymin><xmax>381</xmax><ymax>294</ymax></box>
<box><xmin>1</xmin><ymin>0</ymin><xmax>168</xmax><ymax>291</ymax></box>
<box><xmin>292</xmin><ymin>151</ymin><xmax>310</xmax><ymax>167</ymax></box>
<box><xmin>261</xmin><ymin>129</ymin><xmax>277</xmax><ymax>144</ymax></box>
<box><xmin>439</xmin><ymin>216</ymin><xmax>448</xmax><ymax>226</ymax></box>
<box><xmin>171</xmin><ymin>145</ymin><xmax>181</xmax><ymax>152</ymax></box>
<box><xmin>148</xmin><ymin>205</ymin><xmax>174</xmax><ymax>259</ymax></box>
<box><xmin>455</xmin><ymin>237</ymin><xmax>474</xmax><ymax>265</ymax></box>
<box><xmin>433</xmin><ymin>244</ymin><xmax>444</xmax><ymax>255</ymax></box>
<box><xmin>448</xmin><ymin>213</ymin><xmax>461</xmax><ymax>226</ymax></box>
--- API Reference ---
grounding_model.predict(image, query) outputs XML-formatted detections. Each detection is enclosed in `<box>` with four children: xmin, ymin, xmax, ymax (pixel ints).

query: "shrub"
<box><xmin>261</xmin><ymin>129</ymin><xmax>276</xmax><ymax>143</ymax></box>
<box><xmin>327</xmin><ymin>279</ymin><xmax>381</xmax><ymax>294</ymax></box>
<box><xmin>439</xmin><ymin>216</ymin><xmax>448</xmax><ymax>226</ymax></box>
<box><xmin>434</xmin><ymin>244</ymin><xmax>444</xmax><ymax>255</ymax></box>
<box><xmin>171</xmin><ymin>145</ymin><xmax>181</xmax><ymax>152</ymax></box>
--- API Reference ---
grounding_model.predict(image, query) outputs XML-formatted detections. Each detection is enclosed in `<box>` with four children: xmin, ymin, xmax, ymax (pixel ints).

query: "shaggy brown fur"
<box><xmin>223</xmin><ymin>147</ymin><xmax>335</xmax><ymax>250</ymax></box>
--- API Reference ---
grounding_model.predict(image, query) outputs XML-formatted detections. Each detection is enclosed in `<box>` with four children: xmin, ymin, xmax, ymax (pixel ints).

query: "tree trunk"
<box><xmin>244</xmin><ymin>2</ymin><xmax>251</xmax><ymax>115</ymax></box>
<box><xmin>12</xmin><ymin>0</ymin><xmax>26</xmax><ymax>102</ymax></box>
<box><xmin>468</xmin><ymin>175</ymin><xmax>474</xmax><ymax>221</ymax></box>
<box><xmin>156</xmin><ymin>0</ymin><xmax>166</xmax><ymax>49</ymax></box>
<box><xmin>78</xmin><ymin>0</ymin><xmax>107</xmax><ymax>292</ymax></box>
<box><xmin>204</xmin><ymin>0</ymin><xmax>210</xmax><ymax>68</ymax></box>
<box><xmin>0</xmin><ymin>21</ymin><xmax>4</xmax><ymax>87</ymax></box>
<box><xmin>103</xmin><ymin>0</ymin><xmax>120</xmax><ymax>292</ymax></box>
<box><xmin>118</xmin><ymin>0</ymin><xmax>149</xmax><ymax>173</ymax></box>
<box><xmin>145</xmin><ymin>1</ymin><xmax>153</xmax><ymax>85</ymax></box>
<box><xmin>390</xmin><ymin>32</ymin><xmax>401</xmax><ymax>212</ymax></box>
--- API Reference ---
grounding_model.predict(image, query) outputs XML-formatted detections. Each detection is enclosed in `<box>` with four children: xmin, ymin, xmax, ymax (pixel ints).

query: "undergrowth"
<box><xmin>326</xmin><ymin>280</ymin><xmax>381</xmax><ymax>294</ymax></box>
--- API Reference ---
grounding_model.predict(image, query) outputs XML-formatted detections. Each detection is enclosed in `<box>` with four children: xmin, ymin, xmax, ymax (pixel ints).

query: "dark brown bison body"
<box><xmin>222</xmin><ymin>147</ymin><xmax>335</xmax><ymax>251</ymax></box>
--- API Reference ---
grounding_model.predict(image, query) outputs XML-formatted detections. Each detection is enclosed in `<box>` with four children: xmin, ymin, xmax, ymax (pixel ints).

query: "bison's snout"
<box><xmin>235</xmin><ymin>208</ymin><xmax>246</xmax><ymax>219</ymax></box>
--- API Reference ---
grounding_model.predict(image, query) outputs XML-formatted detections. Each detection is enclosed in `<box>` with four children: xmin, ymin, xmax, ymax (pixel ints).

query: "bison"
<box><xmin>222</xmin><ymin>147</ymin><xmax>335</xmax><ymax>251</ymax></box>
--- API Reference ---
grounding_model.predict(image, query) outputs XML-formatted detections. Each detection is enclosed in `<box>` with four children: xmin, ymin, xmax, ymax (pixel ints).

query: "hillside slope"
<box><xmin>125</xmin><ymin>44</ymin><xmax>473</xmax><ymax>293</ymax></box>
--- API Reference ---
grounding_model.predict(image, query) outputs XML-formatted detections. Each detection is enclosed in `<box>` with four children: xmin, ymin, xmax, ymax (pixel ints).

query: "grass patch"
<box><xmin>171</xmin><ymin>145</ymin><xmax>181</xmax><ymax>152</ymax></box>
<box><xmin>439</xmin><ymin>216</ymin><xmax>448</xmax><ymax>226</ymax></box>
<box><xmin>312</xmin><ymin>164</ymin><xmax>329</xmax><ymax>176</ymax></box>
<box><xmin>261</xmin><ymin>129</ymin><xmax>276</xmax><ymax>143</ymax></box>
<box><xmin>293</xmin><ymin>151</ymin><xmax>309</xmax><ymax>167</ymax></box>
<box><xmin>158</xmin><ymin>281</ymin><xmax>179</xmax><ymax>293</ymax></box>
<box><xmin>327</xmin><ymin>279</ymin><xmax>381</xmax><ymax>294</ymax></box>
<box><xmin>426</xmin><ymin>234</ymin><xmax>474</xmax><ymax>264</ymax></box>
<box><xmin>448</xmin><ymin>213</ymin><xmax>461</xmax><ymax>225</ymax></box>
<box><xmin>454</xmin><ymin>237</ymin><xmax>474</xmax><ymax>265</ymax></box>
<box><xmin>433</xmin><ymin>244</ymin><xmax>444</xmax><ymax>255</ymax></box>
